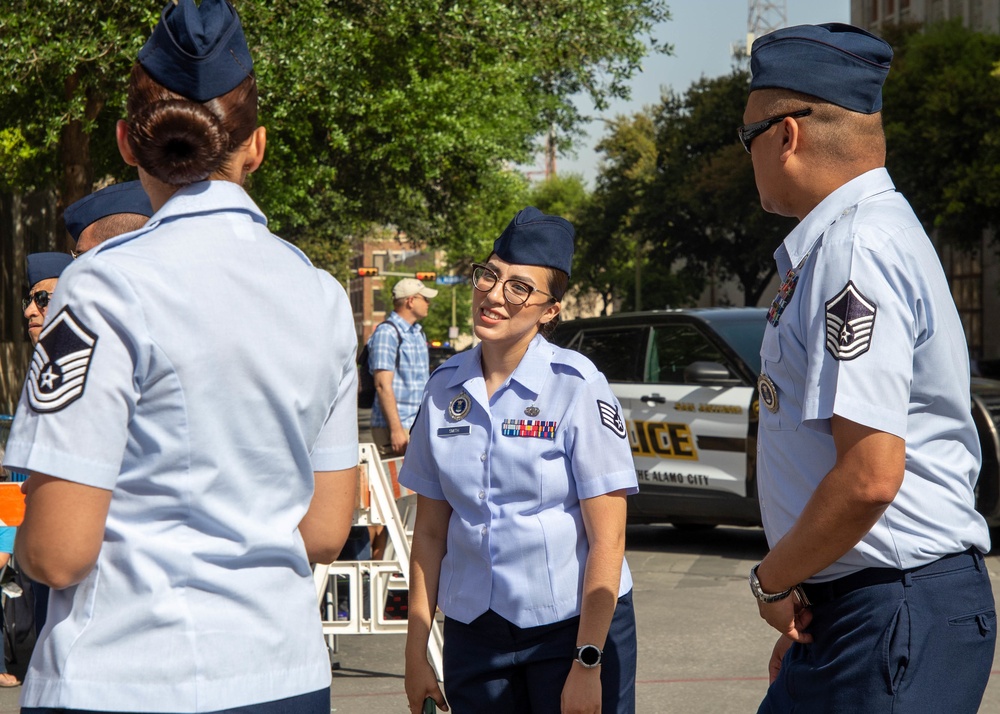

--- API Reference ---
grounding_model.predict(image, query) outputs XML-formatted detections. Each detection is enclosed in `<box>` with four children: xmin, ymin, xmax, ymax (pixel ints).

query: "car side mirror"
<box><xmin>684</xmin><ymin>361</ymin><xmax>741</xmax><ymax>386</ymax></box>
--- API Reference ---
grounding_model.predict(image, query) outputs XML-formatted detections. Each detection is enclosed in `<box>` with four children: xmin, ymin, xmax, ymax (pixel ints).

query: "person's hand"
<box><xmin>560</xmin><ymin>664</ymin><xmax>602</xmax><ymax>714</ymax></box>
<box><xmin>391</xmin><ymin>426</ymin><xmax>410</xmax><ymax>455</ymax></box>
<box><xmin>768</xmin><ymin>634</ymin><xmax>795</xmax><ymax>684</ymax></box>
<box><xmin>756</xmin><ymin>590</ymin><xmax>813</xmax><ymax>644</ymax></box>
<box><xmin>405</xmin><ymin>656</ymin><xmax>448</xmax><ymax>713</ymax></box>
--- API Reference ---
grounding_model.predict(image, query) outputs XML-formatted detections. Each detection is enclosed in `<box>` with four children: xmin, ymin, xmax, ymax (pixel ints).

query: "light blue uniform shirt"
<box><xmin>399</xmin><ymin>334</ymin><xmax>638</xmax><ymax>628</ymax></box>
<box><xmin>758</xmin><ymin>168</ymin><xmax>990</xmax><ymax>582</ymax></box>
<box><xmin>368</xmin><ymin>311</ymin><xmax>429</xmax><ymax>429</ymax></box>
<box><xmin>3</xmin><ymin>182</ymin><xmax>358</xmax><ymax>712</ymax></box>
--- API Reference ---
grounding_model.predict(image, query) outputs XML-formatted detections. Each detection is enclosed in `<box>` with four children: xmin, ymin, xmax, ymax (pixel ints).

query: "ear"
<box><xmin>116</xmin><ymin>120</ymin><xmax>139</xmax><ymax>167</ymax></box>
<box><xmin>779</xmin><ymin>116</ymin><xmax>800</xmax><ymax>164</ymax></box>
<box><xmin>539</xmin><ymin>300</ymin><xmax>562</xmax><ymax>326</ymax></box>
<box><xmin>243</xmin><ymin>126</ymin><xmax>267</xmax><ymax>174</ymax></box>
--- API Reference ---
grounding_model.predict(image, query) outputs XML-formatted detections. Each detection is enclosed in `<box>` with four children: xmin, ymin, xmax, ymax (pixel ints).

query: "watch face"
<box><xmin>578</xmin><ymin>645</ymin><xmax>601</xmax><ymax>667</ymax></box>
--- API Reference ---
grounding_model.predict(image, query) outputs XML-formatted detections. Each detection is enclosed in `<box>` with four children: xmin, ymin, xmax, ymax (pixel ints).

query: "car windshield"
<box><xmin>707</xmin><ymin>316</ymin><xmax>766</xmax><ymax>376</ymax></box>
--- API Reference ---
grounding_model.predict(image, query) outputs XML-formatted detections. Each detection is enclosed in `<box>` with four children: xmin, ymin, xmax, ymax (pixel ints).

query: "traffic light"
<box><xmin>415</xmin><ymin>271</ymin><xmax>436</xmax><ymax>282</ymax></box>
<box><xmin>356</xmin><ymin>267</ymin><xmax>379</xmax><ymax>277</ymax></box>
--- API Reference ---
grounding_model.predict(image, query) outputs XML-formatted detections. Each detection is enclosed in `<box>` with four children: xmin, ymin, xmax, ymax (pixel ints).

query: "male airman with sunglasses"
<box><xmin>23</xmin><ymin>253</ymin><xmax>73</xmax><ymax>347</ymax></box>
<box><xmin>742</xmin><ymin>23</ymin><xmax>994</xmax><ymax>714</ymax></box>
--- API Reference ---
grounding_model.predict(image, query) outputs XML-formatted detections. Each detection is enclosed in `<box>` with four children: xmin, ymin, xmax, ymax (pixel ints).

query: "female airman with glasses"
<box><xmin>400</xmin><ymin>207</ymin><xmax>639</xmax><ymax>714</ymax></box>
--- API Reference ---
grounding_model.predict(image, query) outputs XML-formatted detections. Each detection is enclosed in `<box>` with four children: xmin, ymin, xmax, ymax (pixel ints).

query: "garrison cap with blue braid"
<box><xmin>138</xmin><ymin>0</ymin><xmax>253</xmax><ymax>102</ymax></box>
<box><xmin>27</xmin><ymin>253</ymin><xmax>73</xmax><ymax>288</ymax></box>
<box><xmin>63</xmin><ymin>182</ymin><xmax>154</xmax><ymax>243</ymax></box>
<box><xmin>493</xmin><ymin>207</ymin><xmax>575</xmax><ymax>276</ymax></box>
<box><xmin>750</xmin><ymin>23</ymin><xmax>892</xmax><ymax>114</ymax></box>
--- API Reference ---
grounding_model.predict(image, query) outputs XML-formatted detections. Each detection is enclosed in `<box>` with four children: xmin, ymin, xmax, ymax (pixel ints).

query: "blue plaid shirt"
<box><xmin>368</xmin><ymin>311</ymin><xmax>430</xmax><ymax>429</ymax></box>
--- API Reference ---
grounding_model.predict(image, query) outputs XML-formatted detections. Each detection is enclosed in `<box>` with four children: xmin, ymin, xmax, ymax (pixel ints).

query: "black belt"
<box><xmin>799</xmin><ymin>548</ymin><xmax>984</xmax><ymax>607</ymax></box>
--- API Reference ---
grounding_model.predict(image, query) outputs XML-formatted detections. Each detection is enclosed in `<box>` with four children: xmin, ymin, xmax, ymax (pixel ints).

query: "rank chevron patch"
<box><xmin>27</xmin><ymin>307</ymin><xmax>98</xmax><ymax>413</ymax></box>
<box><xmin>597</xmin><ymin>399</ymin><xmax>627</xmax><ymax>439</ymax></box>
<box><xmin>824</xmin><ymin>281</ymin><xmax>877</xmax><ymax>361</ymax></box>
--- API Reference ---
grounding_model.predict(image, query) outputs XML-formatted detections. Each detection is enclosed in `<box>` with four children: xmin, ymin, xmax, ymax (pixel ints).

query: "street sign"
<box><xmin>435</xmin><ymin>275</ymin><xmax>464</xmax><ymax>285</ymax></box>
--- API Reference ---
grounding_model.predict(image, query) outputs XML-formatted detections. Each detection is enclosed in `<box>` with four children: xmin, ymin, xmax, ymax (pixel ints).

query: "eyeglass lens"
<box><xmin>471</xmin><ymin>265</ymin><xmax>533</xmax><ymax>305</ymax></box>
<box><xmin>22</xmin><ymin>291</ymin><xmax>52</xmax><ymax>311</ymax></box>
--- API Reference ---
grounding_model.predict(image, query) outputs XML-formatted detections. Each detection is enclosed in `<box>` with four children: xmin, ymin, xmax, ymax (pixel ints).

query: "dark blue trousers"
<box><xmin>21</xmin><ymin>686</ymin><xmax>330</xmax><ymax>714</ymax></box>
<box><xmin>442</xmin><ymin>590</ymin><xmax>636</xmax><ymax>714</ymax></box>
<box><xmin>759</xmin><ymin>549</ymin><xmax>996</xmax><ymax>714</ymax></box>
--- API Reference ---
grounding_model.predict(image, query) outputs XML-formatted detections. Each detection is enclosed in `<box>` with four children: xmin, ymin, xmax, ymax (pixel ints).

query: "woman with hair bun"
<box><xmin>3</xmin><ymin>2</ymin><xmax>358</xmax><ymax>712</ymax></box>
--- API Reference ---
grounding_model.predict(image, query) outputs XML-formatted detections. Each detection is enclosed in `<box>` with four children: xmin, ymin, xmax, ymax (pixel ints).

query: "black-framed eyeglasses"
<box><xmin>737</xmin><ymin>108</ymin><xmax>812</xmax><ymax>153</ymax></box>
<box><xmin>471</xmin><ymin>263</ymin><xmax>555</xmax><ymax>306</ymax></box>
<box><xmin>22</xmin><ymin>291</ymin><xmax>53</xmax><ymax>311</ymax></box>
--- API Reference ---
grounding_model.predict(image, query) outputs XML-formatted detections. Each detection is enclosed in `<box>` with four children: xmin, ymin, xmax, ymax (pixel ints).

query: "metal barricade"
<box><xmin>313</xmin><ymin>444</ymin><xmax>444</xmax><ymax>680</ymax></box>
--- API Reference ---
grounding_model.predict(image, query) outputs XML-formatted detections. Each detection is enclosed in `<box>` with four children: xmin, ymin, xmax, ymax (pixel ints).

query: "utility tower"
<box><xmin>746</xmin><ymin>1</ymin><xmax>787</xmax><ymax>55</ymax></box>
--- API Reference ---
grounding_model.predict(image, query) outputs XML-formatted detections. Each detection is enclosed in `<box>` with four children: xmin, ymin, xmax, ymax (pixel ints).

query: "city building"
<box><xmin>852</xmin><ymin>0</ymin><xmax>1000</xmax><ymax>368</ymax></box>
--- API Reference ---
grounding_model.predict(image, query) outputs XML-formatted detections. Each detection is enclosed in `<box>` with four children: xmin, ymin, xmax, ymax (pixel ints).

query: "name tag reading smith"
<box><xmin>437</xmin><ymin>425</ymin><xmax>471</xmax><ymax>437</ymax></box>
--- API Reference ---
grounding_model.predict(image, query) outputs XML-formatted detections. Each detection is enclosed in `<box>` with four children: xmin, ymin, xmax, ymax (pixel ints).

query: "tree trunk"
<box><xmin>58</xmin><ymin>72</ymin><xmax>105</xmax><ymax>252</ymax></box>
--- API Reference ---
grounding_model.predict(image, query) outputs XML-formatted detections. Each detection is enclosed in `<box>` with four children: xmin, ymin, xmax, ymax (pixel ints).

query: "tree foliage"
<box><xmin>637</xmin><ymin>68</ymin><xmax>793</xmax><ymax>306</ymax></box>
<box><xmin>0</xmin><ymin>0</ymin><xmax>670</xmax><ymax>261</ymax></box>
<box><xmin>882</xmin><ymin>20</ymin><xmax>1000</xmax><ymax>251</ymax></box>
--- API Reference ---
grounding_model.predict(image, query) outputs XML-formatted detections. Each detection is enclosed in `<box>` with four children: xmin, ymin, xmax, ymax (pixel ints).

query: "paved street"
<box><xmin>3</xmin><ymin>525</ymin><xmax>995</xmax><ymax>713</ymax></box>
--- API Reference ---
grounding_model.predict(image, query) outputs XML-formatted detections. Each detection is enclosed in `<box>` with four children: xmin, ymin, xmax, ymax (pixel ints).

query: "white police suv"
<box><xmin>552</xmin><ymin>308</ymin><xmax>1000</xmax><ymax>529</ymax></box>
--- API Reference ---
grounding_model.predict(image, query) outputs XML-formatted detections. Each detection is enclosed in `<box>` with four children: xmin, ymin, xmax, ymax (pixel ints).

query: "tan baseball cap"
<box><xmin>393</xmin><ymin>278</ymin><xmax>439</xmax><ymax>300</ymax></box>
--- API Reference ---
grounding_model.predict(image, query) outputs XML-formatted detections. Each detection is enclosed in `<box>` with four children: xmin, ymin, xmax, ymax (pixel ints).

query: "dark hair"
<box><xmin>539</xmin><ymin>267</ymin><xmax>569</xmax><ymax>339</ymax></box>
<box><xmin>125</xmin><ymin>63</ymin><xmax>258</xmax><ymax>186</ymax></box>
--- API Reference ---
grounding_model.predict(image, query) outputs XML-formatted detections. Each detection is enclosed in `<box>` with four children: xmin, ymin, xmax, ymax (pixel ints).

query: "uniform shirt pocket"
<box><xmin>759</xmin><ymin>327</ymin><xmax>800</xmax><ymax>432</ymax></box>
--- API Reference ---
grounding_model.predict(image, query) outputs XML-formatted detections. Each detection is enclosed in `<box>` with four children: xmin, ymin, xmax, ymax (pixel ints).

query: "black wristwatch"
<box><xmin>575</xmin><ymin>644</ymin><xmax>603</xmax><ymax>668</ymax></box>
<box><xmin>748</xmin><ymin>562</ymin><xmax>794</xmax><ymax>603</ymax></box>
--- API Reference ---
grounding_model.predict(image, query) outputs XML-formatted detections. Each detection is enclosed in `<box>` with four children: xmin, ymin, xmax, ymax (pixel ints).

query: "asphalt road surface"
<box><xmin>2</xmin><ymin>525</ymin><xmax>998</xmax><ymax>713</ymax></box>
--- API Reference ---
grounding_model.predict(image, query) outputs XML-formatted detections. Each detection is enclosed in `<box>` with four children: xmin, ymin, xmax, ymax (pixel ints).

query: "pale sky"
<box><xmin>549</xmin><ymin>0</ymin><xmax>851</xmax><ymax>184</ymax></box>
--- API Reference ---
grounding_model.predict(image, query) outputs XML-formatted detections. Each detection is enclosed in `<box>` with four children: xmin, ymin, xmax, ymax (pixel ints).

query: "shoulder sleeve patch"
<box><xmin>597</xmin><ymin>399</ymin><xmax>627</xmax><ymax>439</ymax></box>
<box><xmin>824</xmin><ymin>281</ymin><xmax>877</xmax><ymax>361</ymax></box>
<box><xmin>27</xmin><ymin>307</ymin><xmax>98</xmax><ymax>413</ymax></box>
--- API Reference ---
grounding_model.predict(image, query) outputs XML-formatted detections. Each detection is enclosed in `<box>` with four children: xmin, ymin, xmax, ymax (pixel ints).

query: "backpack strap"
<box><xmin>373</xmin><ymin>319</ymin><xmax>404</xmax><ymax>371</ymax></box>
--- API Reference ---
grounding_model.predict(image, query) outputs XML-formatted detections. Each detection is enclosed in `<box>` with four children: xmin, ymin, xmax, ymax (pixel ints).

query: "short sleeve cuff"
<box><xmin>575</xmin><ymin>468</ymin><xmax>639</xmax><ymax>500</ymax></box>
<box><xmin>3</xmin><ymin>439</ymin><xmax>119</xmax><ymax>490</ymax></box>
<box><xmin>398</xmin><ymin>471</ymin><xmax>447</xmax><ymax>501</ymax></box>
<box><xmin>311</xmin><ymin>443</ymin><xmax>360</xmax><ymax>472</ymax></box>
<box><xmin>809</xmin><ymin>393</ymin><xmax>907</xmax><ymax>438</ymax></box>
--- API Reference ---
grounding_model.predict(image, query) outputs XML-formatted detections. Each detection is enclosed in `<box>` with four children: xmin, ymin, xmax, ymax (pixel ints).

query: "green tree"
<box><xmin>0</xmin><ymin>0</ymin><xmax>671</xmax><ymax>260</ymax></box>
<box><xmin>882</xmin><ymin>20</ymin><xmax>1000</xmax><ymax>252</ymax></box>
<box><xmin>638</xmin><ymin>68</ymin><xmax>794</xmax><ymax>306</ymax></box>
<box><xmin>585</xmin><ymin>109</ymin><xmax>701</xmax><ymax>312</ymax></box>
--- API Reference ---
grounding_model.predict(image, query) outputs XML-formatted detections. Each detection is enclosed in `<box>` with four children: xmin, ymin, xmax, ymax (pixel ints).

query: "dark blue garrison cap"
<box><xmin>493</xmin><ymin>207</ymin><xmax>575</xmax><ymax>276</ymax></box>
<box><xmin>27</xmin><ymin>253</ymin><xmax>73</xmax><ymax>288</ymax></box>
<box><xmin>750</xmin><ymin>23</ymin><xmax>892</xmax><ymax>114</ymax></box>
<box><xmin>138</xmin><ymin>0</ymin><xmax>253</xmax><ymax>102</ymax></box>
<box><xmin>63</xmin><ymin>182</ymin><xmax>154</xmax><ymax>243</ymax></box>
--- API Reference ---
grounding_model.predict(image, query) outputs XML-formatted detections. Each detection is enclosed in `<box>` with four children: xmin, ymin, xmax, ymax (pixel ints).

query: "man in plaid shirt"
<box><xmin>368</xmin><ymin>278</ymin><xmax>438</xmax><ymax>458</ymax></box>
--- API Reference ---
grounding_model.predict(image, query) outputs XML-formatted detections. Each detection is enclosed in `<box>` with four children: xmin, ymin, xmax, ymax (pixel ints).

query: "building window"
<box><xmin>945</xmin><ymin>245</ymin><xmax>984</xmax><ymax>359</ymax></box>
<box><xmin>931</xmin><ymin>0</ymin><xmax>946</xmax><ymax>22</ymax></box>
<box><xmin>971</xmin><ymin>0</ymin><xmax>984</xmax><ymax>28</ymax></box>
<box><xmin>871</xmin><ymin>0</ymin><xmax>880</xmax><ymax>23</ymax></box>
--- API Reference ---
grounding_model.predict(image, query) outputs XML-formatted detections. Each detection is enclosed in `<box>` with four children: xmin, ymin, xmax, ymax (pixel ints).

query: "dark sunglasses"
<box><xmin>22</xmin><ymin>291</ymin><xmax>53</xmax><ymax>311</ymax></box>
<box><xmin>737</xmin><ymin>108</ymin><xmax>812</xmax><ymax>153</ymax></box>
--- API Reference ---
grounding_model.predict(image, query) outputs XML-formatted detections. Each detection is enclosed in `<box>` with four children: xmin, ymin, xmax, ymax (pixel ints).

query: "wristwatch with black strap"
<box><xmin>575</xmin><ymin>644</ymin><xmax>603</xmax><ymax>668</ymax></box>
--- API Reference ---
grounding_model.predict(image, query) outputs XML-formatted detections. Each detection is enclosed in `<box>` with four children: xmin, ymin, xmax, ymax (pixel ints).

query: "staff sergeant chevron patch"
<box><xmin>597</xmin><ymin>399</ymin><xmax>627</xmax><ymax>439</ymax></box>
<box><xmin>27</xmin><ymin>307</ymin><xmax>98</xmax><ymax>413</ymax></box>
<box><xmin>825</xmin><ymin>281</ymin><xmax>877</xmax><ymax>361</ymax></box>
